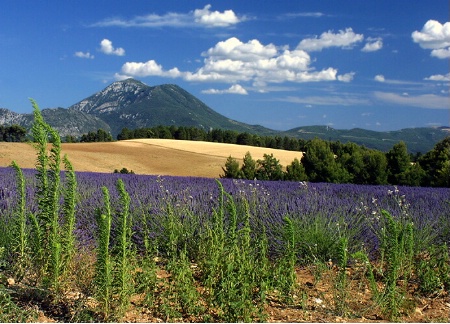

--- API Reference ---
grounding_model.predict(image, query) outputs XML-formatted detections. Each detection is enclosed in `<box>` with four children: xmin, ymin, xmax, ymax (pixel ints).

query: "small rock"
<box><xmin>7</xmin><ymin>277</ymin><xmax>15</xmax><ymax>286</ymax></box>
<box><xmin>314</xmin><ymin>297</ymin><xmax>323</xmax><ymax>304</ymax></box>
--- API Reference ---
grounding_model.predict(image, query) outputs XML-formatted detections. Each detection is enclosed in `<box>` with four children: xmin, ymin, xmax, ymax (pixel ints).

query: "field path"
<box><xmin>0</xmin><ymin>139</ymin><xmax>303</xmax><ymax>178</ymax></box>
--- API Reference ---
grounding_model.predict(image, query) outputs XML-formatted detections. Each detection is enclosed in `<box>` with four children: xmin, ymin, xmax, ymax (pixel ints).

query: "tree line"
<box><xmin>117</xmin><ymin>126</ymin><xmax>306</xmax><ymax>151</ymax></box>
<box><xmin>222</xmin><ymin>137</ymin><xmax>450</xmax><ymax>188</ymax></box>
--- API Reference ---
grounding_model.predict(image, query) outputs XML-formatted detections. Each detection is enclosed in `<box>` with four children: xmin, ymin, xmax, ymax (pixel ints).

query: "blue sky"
<box><xmin>1</xmin><ymin>0</ymin><xmax>449</xmax><ymax>131</ymax></box>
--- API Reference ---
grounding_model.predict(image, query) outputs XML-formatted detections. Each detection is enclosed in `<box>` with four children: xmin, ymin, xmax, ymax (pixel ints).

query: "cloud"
<box><xmin>202</xmin><ymin>84</ymin><xmax>248</xmax><ymax>95</ymax></box>
<box><xmin>374</xmin><ymin>75</ymin><xmax>385</xmax><ymax>82</ymax></box>
<box><xmin>361</xmin><ymin>38</ymin><xmax>383</xmax><ymax>52</ymax></box>
<box><xmin>280</xmin><ymin>95</ymin><xmax>370</xmax><ymax>106</ymax></box>
<box><xmin>194</xmin><ymin>4</ymin><xmax>242</xmax><ymax>27</ymax></box>
<box><xmin>281</xmin><ymin>12</ymin><xmax>325</xmax><ymax>19</ymax></box>
<box><xmin>100</xmin><ymin>39</ymin><xmax>125</xmax><ymax>56</ymax></box>
<box><xmin>92</xmin><ymin>4</ymin><xmax>244</xmax><ymax>28</ymax></box>
<box><xmin>431</xmin><ymin>48</ymin><xmax>450</xmax><ymax>59</ymax></box>
<box><xmin>74</xmin><ymin>51</ymin><xmax>94</xmax><ymax>59</ymax></box>
<box><xmin>412</xmin><ymin>20</ymin><xmax>450</xmax><ymax>59</ymax></box>
<box><xmin>120</xmin><ymin>60</ymin><xmax>181</xmax><ymax>78</ymax></box>
<box><xmin>297</xmin><ymin>28</ymin><xmax>364</xmax><ymax>51</ymax></box>
<box><xmin>119</xmin><ymin>37</ymin><xmax>349</xmax><ymax>87</ymax></box>
<box><xmin>374</xmin><ymin>75</ymin><xmax>424</xmax><ymax>85</ymax></box>
<box><xmin>425</xmin><ymin>72</ymin><xmax>450</xmax><ymax>81</ymax></box>
<box><xmin>337</xmin><ymin>72</ymin><xmax>355</xmax><ymax>82</ymax></box>
<box><xmin>373</xmin><ymin>91</ymin><xmax>450</xmax><ymax>109</ymax></box>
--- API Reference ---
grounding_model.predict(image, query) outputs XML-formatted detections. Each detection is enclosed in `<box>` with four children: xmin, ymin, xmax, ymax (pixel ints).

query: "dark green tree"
<box><xmin>240</xmin><ymin>151</ymin><xmax>257</xmax><ymax>180</ymax></box>
<box><xmin>301</xmin><ymin>138</ymin><xmax>349</xmax><ymax>183</ymax></box>
<box><xmin>386</xmin><ymin>141</ymin><xmax>410</xmax><ymax>184</ymax></box>
<box><xmin>221</xmin><ymin>156</ymin><xmax>241</xmax><ymax>178</ymax></box>
<box><xmin>256</xmin><ymin>153</ymin><xmax>284</xmax><ymax>180</ymax></box>
<box><xmin>419</xmin><ymin>137</ymin><xmax>450</xmax><ymax>187</ymax></box>
<box><xmin>285</xmin><ymin>158</ymin><xmax>307</xmax><ymax>181</ymax></box>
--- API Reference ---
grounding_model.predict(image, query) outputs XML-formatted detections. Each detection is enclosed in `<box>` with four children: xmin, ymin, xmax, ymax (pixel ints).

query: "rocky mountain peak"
<box><xmin>69</xmin><ymin>78</ymin><xmax>151</xmax><ymax>115</ymax></box>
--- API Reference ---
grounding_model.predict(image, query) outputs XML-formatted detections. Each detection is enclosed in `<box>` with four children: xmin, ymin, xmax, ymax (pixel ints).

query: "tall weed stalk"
<box><xmin>95</xmin><ymin>187</ymin><xmax>113</xmax><ymax>320</ymax></box>
<box><xmin>10</xmin><ymin>161</ymin><xmax>29</xmax><ymax>280</ymax></box>
<box><xmin>114</xmin><ymin>179</ymin><xmax>134</xmax><ymax>315</ymax></box>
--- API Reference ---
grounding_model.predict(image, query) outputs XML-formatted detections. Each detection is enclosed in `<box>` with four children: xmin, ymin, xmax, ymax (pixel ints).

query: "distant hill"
<box><xmin>0</xmin><ymin>78</ymin><xmax>448</xmax><ymax>153</ymax></box>
<box><xmin>281</xmin><ymin>125</ymin><xmax>449</xmax><ymax>153</ymax></box>
<box><xmin>0</xmin><ymin>107</ymin><xmax>110</xmax><ymax>138</ymax></box>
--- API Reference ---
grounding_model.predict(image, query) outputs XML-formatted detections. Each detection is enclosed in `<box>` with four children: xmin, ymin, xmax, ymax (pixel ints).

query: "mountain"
<box><xmin>68</xmin><ymin>79</ymin><xmax>272</xmax><ymax>137</ymax></box>
<box><xmin>0</xmin><ymin>107</ymin><xmax>110</xmax><ymax>138</ymax></box>
<box><xmin>281</xmin><ymin>125</ymin><xmax>450</xmax><ymax>153</ymax></box>
<box><xmin>0</xmin><ymin>78</ymin><xmax>448</xmax><ymax>153</ymax></box>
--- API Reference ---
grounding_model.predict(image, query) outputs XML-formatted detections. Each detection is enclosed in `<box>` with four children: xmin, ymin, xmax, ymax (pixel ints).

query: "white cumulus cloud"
<box><xmin>361</xmin><ymin>38</ymin><xmax>383</xmax><ymax>52</ymax></box>
<box><xmin>118</xmin><ymin>36</ymin><xmax>355</xmax><ymax>89</ymax></box>
<box><xmin>202</xmin><ymin>84</ymin><xmax>248</xmax><ymax>95</ymax></box>
<box><xmin>425</xmin><ymin>72</ymin><xmax>450</xmax><ymax>81</ymax></box>
<box><xmin>297</xmin><ymin>28</ymin><xmax>364</xmax><ymax>52</ymax></box>
<box><xmin>194</xmin><ymin>4</ymin><xmax>241</xmax><ymax>27</ymax></box>
<box><xmin>74</xmin><ymin>51</ymin><xmax>94</xmax><ymax>59</ymax></box>
<box><xmin>412</xmin><ymin>20</ymin><xmax>450</xmax><ymax>59</ymax></box>
<box><xmin>100</xmin><ymin>39</ymin><xmax>125</xmax><ymax>56</ymax></box>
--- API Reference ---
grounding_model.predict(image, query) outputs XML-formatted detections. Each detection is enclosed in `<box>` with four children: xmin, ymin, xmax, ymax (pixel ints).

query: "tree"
<box><xmin>241</xmin><ymin>151</ymin><xmax>257</xmax><ymax>180</ymax></box>
<box><xmin>362</xmin><ymin>150</ymin><xmax>388</xmax><ymax>185</ymax></box>
<box><xmin>236</xmin><ymin>132</ymin><xmax>253</xmax><ymax>146</ymax></box>
<box><xmin>80</xmin><ymin>129</ymin><xmax>112</xmax><ymax>142</ymax></box>
<box><xmin>221</xmin><ymin>156</ymin><xmax>241</xmax><ymax>178</ymax></box>
<box><xmin>386</xmin><ymin>141</ymin><xmax>410</xmax><ymax>184</ymax></box>
<box><xmin>0</xmin><ymin>124</ymin><xmax>27</xmax><ymax>142</ymax></box>
<box><xmin>419</xmin><ymin>137</ymin><xmax>450</xmax><ymax>187</ymax></box>
<box><xmin>301</xmin><ymin>138</ymin><xmax>348</xmax><ymax>183</ymax></box>
<box><xmin>285</xmin><ymin>158</ymin><xmax>307</xmax><ymax>181</ymax></box>
<box><xmin>256</xmin><ymin>154</ymin><xmax>284</xmax><ymax>181</ymax></box>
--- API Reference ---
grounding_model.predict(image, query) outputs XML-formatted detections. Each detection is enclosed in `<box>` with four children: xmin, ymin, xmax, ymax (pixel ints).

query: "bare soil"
<box><xmin>0</xmin><ymin>139</ymin><xmax>303</xmax><ymax>177</ymax></box>
<box><xmin>7</xmin><ymin>264</ymin><xmax>450</xmax><ymax>323</ymax></box>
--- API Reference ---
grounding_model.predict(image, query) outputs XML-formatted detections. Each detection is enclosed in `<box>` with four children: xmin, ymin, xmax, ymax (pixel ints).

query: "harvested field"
<box><xmin>0</xmin><ymin>139</ymin><xmax>303</xmax><ymax>178</ymax></box>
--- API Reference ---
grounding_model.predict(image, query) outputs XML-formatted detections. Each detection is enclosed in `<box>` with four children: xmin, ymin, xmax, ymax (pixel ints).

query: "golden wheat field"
<box><xmin>0</xmin><ymin>139</ymin><xmax>303</xmax><ymax>178</ymax></box>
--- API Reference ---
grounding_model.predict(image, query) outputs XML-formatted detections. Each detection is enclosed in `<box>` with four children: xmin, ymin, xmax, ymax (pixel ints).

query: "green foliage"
<box><xmin>114</xmin><ymin>179</ymin><xmax>134</xmax><ymax>315</ymax></box>
<box><xmin>416</xmin><ymin>244</ymin><xmax>450</xmax><ymax>296</ymax></box>
<box><xmin>61</xmin><ymin>155</ymin><xmax>77</xmax><ymax>278</ymax></box>
<box><xmin>285</xmin><ymin>157</ymin><xmax>307</xmax><ymax>181</ymax></box>
<box><xmin>334</xmin><ymin>237</ymin><xmax>349</xmax><ymax>316</ymax></box>
<box><xmin>302</xmin><ymin>138</ymin><xmax>349</xmax><ymax>183</ymax></box>
<box><xmin>273</xmin><ymin>217</ymin><xmax>298</xmax><ymax>304</ymax></box>
<box><xmin>221</xmin><ymin>155</ymin><xmax>241</xmax><ymax>178</ymax></box>
<box><xmin>197</xmin><ymin>180</ymin><xmax>269</xmax><ymax>322</ymax></box>
<box><xmin>113</xmin><ymin>167</ymin><xmax>135</xmax><ymax>174</ymax></box>
<box><xmin>95</xmin><ymin>187</ymin><xmax>113</xmax><ymax>320</ymax></box>
<box><xmin>368</xmin><ymin>210</ymin><xmax>415</xmax><ymax>320</ymax></box>
<box><xmin>80</xmin><ymin>128</ymin><xmax>113</xmax><ymax>142</ymax></box>
<box><xmin>256</xmin><ymin>153</ymin><xmax>284</xmax><ymax>180</ymax></box>
<box><xmin>0</xmin><ymin>124</ymin><xmax>27</xmax><ymax>142</ymax></box>
<box><xmin>241</xmin><ymin>151</ymin><xmax>257</xmax><ymax>179</ymax></box>
<box><xmin>10</xmin><ymin>161</ymin><xmax>29</xmax><ymax>280</ymax></box>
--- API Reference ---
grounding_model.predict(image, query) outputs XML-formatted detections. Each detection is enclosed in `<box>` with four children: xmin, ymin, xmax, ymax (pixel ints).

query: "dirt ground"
<box><xmin>0</xmin><ymin>139</ymin><xmax>303</xmax><ymax>178</ymax></box>
<box><xmin>13</xmin><ymin>265</ymin><xmax>450</xmax><ymax>323</ymax></box>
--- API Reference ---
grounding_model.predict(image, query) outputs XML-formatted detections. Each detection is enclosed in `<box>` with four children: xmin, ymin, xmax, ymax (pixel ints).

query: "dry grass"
<box><xmin>0</xmin><ymin>139</ymin><xmax>303</xmax><ymax>178</ymax></box>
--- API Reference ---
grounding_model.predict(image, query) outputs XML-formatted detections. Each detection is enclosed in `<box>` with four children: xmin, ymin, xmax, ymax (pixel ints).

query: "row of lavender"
<box><xmin>1</xmin><ymin>166</ymin><xmax>449</xmax><ymax>260</ymax></box>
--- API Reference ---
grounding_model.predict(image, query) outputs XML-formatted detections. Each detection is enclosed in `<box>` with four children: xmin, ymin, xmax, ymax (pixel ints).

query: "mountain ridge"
<box><xmin>0</xmin><ymin>78</ymin><xmax>448</xmax><ymax>153</ymax></box>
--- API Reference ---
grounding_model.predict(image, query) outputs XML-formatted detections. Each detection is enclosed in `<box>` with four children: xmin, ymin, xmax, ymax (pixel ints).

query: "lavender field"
<box><xmin>1</xmin><ymin>166</ymin><xmax>449</xmax><ymax>258</ymax></box>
